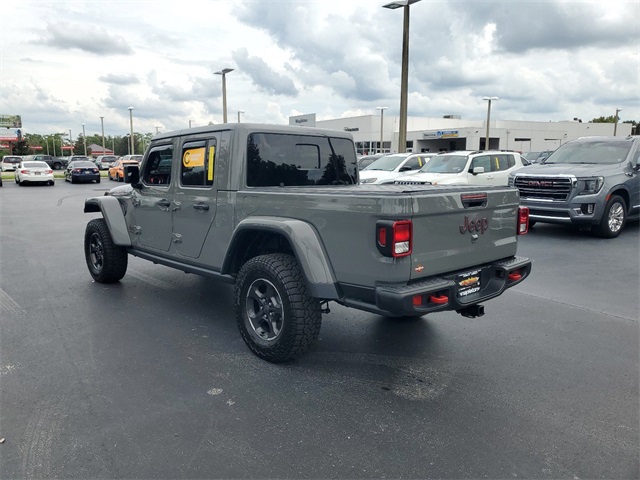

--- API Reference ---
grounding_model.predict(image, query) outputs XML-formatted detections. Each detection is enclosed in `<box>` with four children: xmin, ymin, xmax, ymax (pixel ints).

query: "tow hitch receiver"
<box><xmin>457</xmin><ymin>304</ymin><xmax>485</xmax><ymax>318</ymax></box>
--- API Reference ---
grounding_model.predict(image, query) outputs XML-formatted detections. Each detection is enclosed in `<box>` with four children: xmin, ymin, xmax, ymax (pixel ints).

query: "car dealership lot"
<box><xmin>1</xmin><ymin>181</ymin><xmax>638</xmax><ymax>479</ymax></box>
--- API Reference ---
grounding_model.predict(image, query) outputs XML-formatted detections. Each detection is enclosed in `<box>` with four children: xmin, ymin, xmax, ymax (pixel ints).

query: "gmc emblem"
<box><xmin>460</xmin><ymin>216</ymin><xmax>489</xmax><ymax>234</ymax></box>
<box><xmin>528</xmin><ymin>180</ymin><xmax>553</xmax><ymax>187</ymax></box>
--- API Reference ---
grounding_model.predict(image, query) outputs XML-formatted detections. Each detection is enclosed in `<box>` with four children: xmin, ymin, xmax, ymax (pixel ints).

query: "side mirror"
<box><xmin>124</xmin><ymin>164</ymin><xmax>140</xmax><ymax>186</ymax></box>
<box><xmin>471</xmin><ymin>166</ymin><xmax>485</xmax><ymax>175</ymax></box>
<box><xmin>399</xmin><ymin>165</ymin><xmax>412</xmax><ymax>172</ymax></box>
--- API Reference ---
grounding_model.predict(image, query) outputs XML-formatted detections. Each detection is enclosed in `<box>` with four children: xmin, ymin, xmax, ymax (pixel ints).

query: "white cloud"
<box><xmin>2</xmin><ymin>0</ymin><xmax>638</xmax><ymax>138</ymax></box>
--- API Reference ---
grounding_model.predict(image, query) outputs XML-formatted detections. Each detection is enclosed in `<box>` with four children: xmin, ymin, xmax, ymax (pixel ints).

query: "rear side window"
<box><xmin>181</xmin><ymin>139</ymin><xmax>216</xmax><ymax>187</ymax></box>
<box><xmin>246</xmin><ymin>133</ymin><xmax>357</xmax><ymax>187</ymax></box>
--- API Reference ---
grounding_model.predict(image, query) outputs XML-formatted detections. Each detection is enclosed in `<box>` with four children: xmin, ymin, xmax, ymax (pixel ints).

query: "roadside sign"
<box><xmin>0</xmin><ymin>115</ymin><xmax>22</xmax><ymax>128</ymax></box>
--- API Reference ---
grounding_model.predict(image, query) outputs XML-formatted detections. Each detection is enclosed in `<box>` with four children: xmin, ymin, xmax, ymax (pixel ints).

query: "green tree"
<box><xmin>12</xmin><ymin>140</ymin><xmax>29</xmax><ymax>155</ymax></box>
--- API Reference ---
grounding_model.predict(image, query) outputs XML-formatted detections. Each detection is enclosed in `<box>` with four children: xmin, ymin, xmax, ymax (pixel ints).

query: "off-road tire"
<box><xmin>234</xmin><ymin>253</ymin><xmax>321</xmax><ymax>363</ymax></box>
<box><xmin>594</xmin><ymin>195</ymin><xmax>626</xmax><ymax>238</ymax></box>
<box><xmin>84</xmin><ymin>218</ymin><xmax>128</xmax><ymax>283</ymax></box>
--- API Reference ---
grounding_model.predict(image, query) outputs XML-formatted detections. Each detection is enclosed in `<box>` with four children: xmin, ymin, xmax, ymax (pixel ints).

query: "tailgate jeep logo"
<box><xmin>459</xmin><ymin>216</ymin><xmax>489</xmax><ymax>234</ymax></box>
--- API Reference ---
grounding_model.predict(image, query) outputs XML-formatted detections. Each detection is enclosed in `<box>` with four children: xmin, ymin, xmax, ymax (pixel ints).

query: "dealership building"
<box><xmin>289</xmin><ymin>113</ymin><xmax>632</xmax><ymax>155</ymax></box>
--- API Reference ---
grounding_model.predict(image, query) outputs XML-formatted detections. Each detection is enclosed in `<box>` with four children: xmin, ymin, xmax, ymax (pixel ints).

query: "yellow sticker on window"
<box><xmin>208</xmin><ymin>146</ymin><xmax>215</xmax><ymax>182</ymax></box>
<box><xmin>183</xmin><ymin>147</ymin><xmax>205</xmax><ymax>168</ymax></box>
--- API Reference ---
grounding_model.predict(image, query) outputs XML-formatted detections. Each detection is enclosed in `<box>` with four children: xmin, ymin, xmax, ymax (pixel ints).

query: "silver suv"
<box><xmin>510</xmin><ymin>136</ymin><xmax>640</xmax><ymax>238</ymax></box>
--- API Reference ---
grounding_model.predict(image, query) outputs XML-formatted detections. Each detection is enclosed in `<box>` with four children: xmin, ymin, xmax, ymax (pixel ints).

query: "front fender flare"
<box><xmin>223</xmin><ymin>217</ymin><xmax>339</xmax><ymax>300</ymax></box>
<box><xmin>84</xmin><ymin>196</ymin><xmax>131</xmax><ymax>247</ymax></box>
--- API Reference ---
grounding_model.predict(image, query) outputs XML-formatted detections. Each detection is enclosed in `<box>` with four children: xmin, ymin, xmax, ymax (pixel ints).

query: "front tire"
<box><xmin>84</xmin><ymin>218</ymin><xmax>128</xmax><ymax>283</ymax></box>
<box><xmin>234</xmin><ymin>253</ymin><xmax>321</xmax><ymax>363</ymax></box>
<box><xmin>594</xmin><ymin>195</ymin><xmax>626</xmax><ymax>238</ymax></box>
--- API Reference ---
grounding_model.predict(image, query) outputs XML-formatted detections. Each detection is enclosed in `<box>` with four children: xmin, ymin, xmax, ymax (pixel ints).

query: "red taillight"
<box><xmin>73</xmin><ymin>168</ymin><xmax>82</xmax><ymax>173</ymax></box>
<box><xmin>46</xmin><ymin>170</ymin><xmax>53</xmax><ymax>174</ymax></box>
<box><xmin>20</xmin><ymin>169</ymin><xmax>29</xmax><ymax>174</ymax></box>
<box><xmin>376</xmin><ymin>220</ymin><xmax>413</xmax><ymax>258</ymax></box>
<box><xmin>393</xmin><ymin>221</ymin><xmax>412</xmax><ymax>257</ymax></box>
<box><xmin>518</xmin><ymin>207</ymin><xmax>529</xmax><ymax>235</ymax></box>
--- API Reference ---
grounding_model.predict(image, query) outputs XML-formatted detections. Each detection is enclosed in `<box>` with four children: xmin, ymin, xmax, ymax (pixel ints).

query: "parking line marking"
<box><xmin>128</xmin><ymin>269</ymin><xmax>173</xmax><ymax>290</ymax></box>
<box><xmin>0</xmin><ymin>287</ymin><xmax>25</xmax><ymax>315</ymax></box>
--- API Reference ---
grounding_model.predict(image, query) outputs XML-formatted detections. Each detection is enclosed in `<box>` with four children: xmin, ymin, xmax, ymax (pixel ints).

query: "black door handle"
<box><xmin>193</xmin><ymin>202</ymin><xmax>209</xmax><ymax>211</ymax></box>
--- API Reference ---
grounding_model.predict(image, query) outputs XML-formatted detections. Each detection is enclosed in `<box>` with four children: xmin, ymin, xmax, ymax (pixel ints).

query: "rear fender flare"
<box><xmin>84</xmin><ymin>196</ymin><xmax>131</xmax><ymax>246</ymax></box>
<box><xmin>223</xmin><ymin>217</ymin><xmax>339</xmax><ymax>300</ymax></box>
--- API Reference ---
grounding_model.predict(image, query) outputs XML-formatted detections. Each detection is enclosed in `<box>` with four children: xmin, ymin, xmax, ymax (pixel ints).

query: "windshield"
<box><xmin>543</xmin><ymin>140</ymin><xmax>632</xmax><ymax>165</ymax></box>
<box><xmin>363</xmin><ymin>154</ymin><xmax>408</xmax><ymax>171</ymax></box>
<box><xmin>72</xmin><ymin>161</ymin><xmax>96</xmax><ymax>168</ymax></box>
<box><xmin>3</xmin><ymin>157</ymin><xmax>20</xmax><ymax>163</ymax></box>
<box><xmin>419</xmin><ymin>154</ymin><xmax>468</xmax><ymax>174</ymax></box>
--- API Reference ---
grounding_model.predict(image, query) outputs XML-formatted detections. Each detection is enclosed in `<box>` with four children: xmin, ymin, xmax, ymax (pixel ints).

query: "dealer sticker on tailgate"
<box><xmin>457</xmin><ymin>269</ymin><xmax>481</xmax><ymax>297</ymax></box>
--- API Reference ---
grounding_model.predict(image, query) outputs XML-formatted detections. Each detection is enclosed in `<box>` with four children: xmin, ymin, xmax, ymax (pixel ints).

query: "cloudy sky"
<box><xmin>2</xmin><ymin>0</ymin><xmax>638</xmax><ymax>139</ymax></box>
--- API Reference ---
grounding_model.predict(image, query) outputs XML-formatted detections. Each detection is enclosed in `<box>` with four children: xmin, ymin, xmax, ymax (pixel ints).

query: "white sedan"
<box><xmin>14</xmin><ymin>160</ymin><xmax>55</xmax><ymax>186</ymax></box>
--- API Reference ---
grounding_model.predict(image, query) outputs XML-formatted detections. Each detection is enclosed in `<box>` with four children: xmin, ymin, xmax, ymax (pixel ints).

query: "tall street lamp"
<box><xmin>128</xmin><ymin>107</ymin><xmax>135</xmax><ymax>155</ymax></box>
<box><xmin>69</xmin><ymin>129</ymin><xmax>73</xmax><ymax>156</ymax></box>
<box><xmin>237</xmin><ymin>110</ymin><xmax>244</xmax><ymax>123</ymax></box>
<box><xmin>383</xmin><ymin>0</ymin><xmax>421</xmax><ymax>153</ymax></box>
<box><xmin>100</xmin><ymin>116</ymin><xmax>105</xmax><ymax>155</ymax></box>
<box><xmin>376</xmin><ymin>107</ymin><xmax>387</xmax><ymax>153</ymax></box>
<box><xmin>215</xmin><ymin>68</ymin><xmax>234</xmax><ymax>123</ymax></box>
<box><xmin>613</xmin><ymin>108</ymin><xmax>621</xmax><ymax>136</ymax></box>
<box><xmin>82</xmin><ymin>123</ymin><xmax>87</xmax><ymax>155</ymax></box>
<box><xmin>482</xmin><ymin>96</ymin><xmax>499</xmax><ymax>150</ymax></box>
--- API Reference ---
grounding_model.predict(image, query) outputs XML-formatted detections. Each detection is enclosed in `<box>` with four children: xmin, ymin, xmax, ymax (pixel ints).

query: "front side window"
<box><xmin>142</xmin><ymin>145</ymin><xmax>173</xmax><ymax>185</ymax></box>
<box><xmin>471</xmin><ymin>155</ymin><xmax>492</xmax><ymax>172</ymax></box>
<box><xmin>246</xmin><ymin>133</ymin><xmax>357</xmax><ymax>186</ymax></box>
<box><xmin>181</xmin><ymin>139</ymin><xmax>216</xmax><ymax>187</ymax></box>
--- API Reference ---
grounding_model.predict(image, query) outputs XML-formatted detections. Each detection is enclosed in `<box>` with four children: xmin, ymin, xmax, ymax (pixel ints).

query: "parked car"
<box><xmin>121</xmin><ymin>154</ymin><xmax>143</xmax><ymax>162</ymax></box>
<box><xmin>394</xmin><ymin>150</ymin><xmax>526</xmax><ymax>187</ymax></box>
<box><xmin>94</xmin><ymin>155</ymin><xmax>118</xmax><ymax>170</ymax></box>
<box><xmin>14</xmin><ymin>160</ymin><xmax>54</xmax><ymax>186</ymax></box>
<box><xmin>1</xmin><ymin>155</ymin><xmax>22</xmax><ymax>172</ymax></box>
<box><xmin>22</xmin><ymin>154</ymin><xmax>68</xmax><ymax>171</ymax></box>
<box><xmin>109</xmin><ymin>159</ymin><xmax>139</xmax><ymax>181</ymax></box>
<box><xmin>357</xmin><ymin>154</ymin><xmax>384</xmax><ymax>170</ymax></box>
<box><xmin>65</xmin><ymin>160</ymin><xmax>101</xmax><ymax>184</ymax></box>
<box><xmin>522</xmin><ymin>151</ymin><xmax>554</xmax><ymax>164</ymax></box>
<box><xmin>359</xmin><ymin>153</ymin><xmax>436</xmax><ymax>184</ymax></box>
<box><xmin>510</xmin><ymin>135</ymin><xmax>640</xmax><ymax>238</ymax></box>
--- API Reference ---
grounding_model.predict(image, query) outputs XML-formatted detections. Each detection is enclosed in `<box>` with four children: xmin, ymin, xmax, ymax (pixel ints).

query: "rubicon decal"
<box><xmin>459</xmin><ymin>216</ymin><xmax>489</xmax><ymax>234</ymax></box>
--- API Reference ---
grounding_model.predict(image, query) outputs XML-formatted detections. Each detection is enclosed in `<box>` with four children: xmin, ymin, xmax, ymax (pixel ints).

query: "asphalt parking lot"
<box><xmin>1</xmin><ymin>180</ymin><xmax>638</xmax><ymax>479</ymax></box>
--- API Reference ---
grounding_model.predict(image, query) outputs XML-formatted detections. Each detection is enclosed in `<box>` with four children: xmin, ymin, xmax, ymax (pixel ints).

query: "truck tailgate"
<box><xmin>409</xmin><ymin>186</ymin><xmax>520</xmax><ymax>280</ymax></box>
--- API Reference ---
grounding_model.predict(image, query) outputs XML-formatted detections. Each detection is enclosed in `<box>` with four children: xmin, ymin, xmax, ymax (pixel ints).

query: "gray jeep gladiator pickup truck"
<box><xmin>83</xmin><ymin>124</ymin><xmax>532</xmax><ymax>362</ymax></box>
<box><xmin>510</xmin><ymin>135</ymin><xmax>640</xmax><ymax>238</ymax></box>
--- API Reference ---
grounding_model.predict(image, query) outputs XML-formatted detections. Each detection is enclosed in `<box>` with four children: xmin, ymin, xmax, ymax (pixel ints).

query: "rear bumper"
<box><xmin>342</xmin><ymin>256</ymin><xmax>532</xmax><ymax>317</ymax></box>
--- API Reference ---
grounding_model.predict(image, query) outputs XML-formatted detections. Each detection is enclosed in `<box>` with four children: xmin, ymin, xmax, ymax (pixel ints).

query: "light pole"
<box><xmin>189</xmin><ymin>120</ymin><xmax>193</xmax><ymax>128</ymax></box>
<box><xmin>128</xmin><ymin>107</ymin><xmax>135</xmax><ymax>155</ymax></box>
<box><xmin>383</xmin><ymin>0</ymin><xmax>421</xmax><ymax>153</ymax></box>
<box><xmin>613</xmin><ymin>108</ymin><xmax>621</xmax><ymax>136</ymax></box>
<box><xmin>82</xmin><ymin>123</ymin><xmax>87</xmax><ymax>155</ymax></box>
<box><xmin>237</xmin><ymin>110</ymin><xmax>244</xmax><ymax>123</ymax></box>
<box><xmin>214</xmin><ymin>68</ymin><xmax>234</xmax><ymax>123</ymax></box>
<box><xmin>376</xmin><ymin>107</ymin><xmax>387</xmax><ymax>153</ymax></box>
<box><xmin>69</xmin><ymin>129</ymin><xmax>73</xmax><ymax>156</ymax></box>
<box><xmin>482</xmin><ymin>96</ymin><xmax>499</xmax><ymax>150</ymax></box>
<box><xmin>100</xmin><ymin>116</ymin><xmax>105</xmax><ymax>156</ymax></box>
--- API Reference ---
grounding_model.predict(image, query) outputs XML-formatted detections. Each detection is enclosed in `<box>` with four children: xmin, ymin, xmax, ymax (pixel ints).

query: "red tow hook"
<box><xmin>508</xmin><ymin>271</ymin><xmax>522</xmax><ymax>281</ymax></box>
<box><xmin>429</xmin><ymin>294</ymin><xmax>449</xmax><ymax>305</ymax></box>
